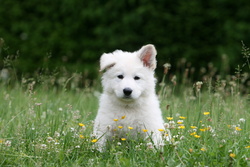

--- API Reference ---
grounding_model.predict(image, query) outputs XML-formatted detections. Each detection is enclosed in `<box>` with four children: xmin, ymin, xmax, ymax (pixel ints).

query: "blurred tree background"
<box><xmin>0</xmin><ymin>0</ymin><xmax>250</xmax><ymax>81</ymax></box>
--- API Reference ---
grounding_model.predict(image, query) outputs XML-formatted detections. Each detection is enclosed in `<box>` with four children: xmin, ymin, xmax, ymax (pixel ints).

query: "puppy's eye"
<box><xmin>117</xmin><ymin>75</ymin><xmax>124</xmax><ymax>79</ymax></box>
<box><xmin>134</xmin><ymin>76</ymin><xmax>140</xmax><ymax>80</ymax></box>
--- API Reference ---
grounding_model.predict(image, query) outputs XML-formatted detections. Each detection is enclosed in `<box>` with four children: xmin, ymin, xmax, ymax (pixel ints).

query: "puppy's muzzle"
<box><xmin>123</xmin><ymin>87</ymin><xmax>133</xmax><ymax>97</ymax></box>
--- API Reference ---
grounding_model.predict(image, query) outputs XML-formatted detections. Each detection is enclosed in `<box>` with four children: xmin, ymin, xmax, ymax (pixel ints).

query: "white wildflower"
<box><xmin>180</xmin><ymin>136</ymin><xmax>185</xmax><ymax>140</ymax></box>
<box><xmin>163</xmin><ymin>63</ymin><xmax>171</xmax><ymax>69</ymax></box>
<box><xmin>54</xmin><ymin>131</ymin><xmax>60</xmax><ymax>138</ymax></box>
<box><xmin>189</xmin><ymin>96</ymin><xmax>196</xmax><ymax>100</ymax></box>
<box><xmin>35</xmin><ymin>103</ymin><xmax>42</xmax><ymax>106</ymax></box>
<box><xmin>147</xmin><ymin>142</ymin><xmax>154</xmax><ymax>149</ymax></box>
<box><xmin>40</xmin><ymin>144</ymin><xmax>47</xmax><ymax>149</ymax></box>
<box><xmin>173</xmin><ymin>135</ymin><xmax>179</xmax><ymax>138</ymax></box>
<box><xmin>106</xmin><ymin>125</ymin><xmax>111</xmax><ymax>131</ymax></box>
<box><xmin>164</xmin><ymin>123</ymin><xmax>170</xmax><ymax>129</ymax></box>
<box><xmin>47</xmin><ymin>137</ymin><xmax>53</xmax><ymax>143</ymax></box>
<box><xmin>5</xmin><ymin>140</ymin><xmax>11</xmax><ymax>147</ymax></box>
<box><xmin>221</xmin><ymin>139</ymin><xmax>226</xmax><ymax>143</ymax></box>
<box><xmin>90</xmin><ymin>133</ymin><xmax>97</xmax><ymax>138</ymax></box>
<box><xmin>239</xmin><ymin>118</ymin><xmax>246</xmax><ymax>123</ymax></box>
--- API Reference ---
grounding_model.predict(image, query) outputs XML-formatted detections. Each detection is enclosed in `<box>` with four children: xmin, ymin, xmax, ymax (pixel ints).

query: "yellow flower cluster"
<box><xmin>199</xmin><ymin>127</ymin><xmax>210</xmax><ymax>132</ymax></box>
<box><xmin>190</xmin><ymin>132</ymin><xmax>201</xmax><ymax>138</ymax></box>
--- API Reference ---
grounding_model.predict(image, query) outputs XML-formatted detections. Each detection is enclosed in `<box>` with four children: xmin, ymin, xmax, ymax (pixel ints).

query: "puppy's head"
<box><xmin>100</xmin><ymin>44</ymin><xmax>157</xmax><ymax>102</ymax></box>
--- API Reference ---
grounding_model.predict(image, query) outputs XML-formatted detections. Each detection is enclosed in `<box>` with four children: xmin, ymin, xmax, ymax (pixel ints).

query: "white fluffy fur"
<box><xmin>93</xmin><ymin>44</ymin><xmax>170</xmax><ymax>151</ymax></box>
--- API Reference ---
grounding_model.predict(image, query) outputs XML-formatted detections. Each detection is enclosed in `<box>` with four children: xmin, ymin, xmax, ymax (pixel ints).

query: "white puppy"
<box><xmin>93</xmin><ymin>44</ymin><xmax>170</xmax><ymax>151</ymax></box>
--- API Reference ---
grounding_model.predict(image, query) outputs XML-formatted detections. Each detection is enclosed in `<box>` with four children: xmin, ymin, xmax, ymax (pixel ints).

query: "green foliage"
<box><xmin>1</xmin><ymin>0</ymin><xmax>250</xmax><ymax>77</ymax></box>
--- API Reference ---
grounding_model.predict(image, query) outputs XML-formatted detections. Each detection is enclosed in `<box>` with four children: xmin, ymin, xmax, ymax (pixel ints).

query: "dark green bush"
<box><xmin>0</xmin><ymin>0</ymin><xmax>250</xmax><ymax>79</ymax></box>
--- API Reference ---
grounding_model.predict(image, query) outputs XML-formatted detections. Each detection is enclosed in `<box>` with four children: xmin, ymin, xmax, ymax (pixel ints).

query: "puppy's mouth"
<box><xmin>121</xmin><ymin>95</ymin><xmax>133</xmax><ymax>101</ymax></box>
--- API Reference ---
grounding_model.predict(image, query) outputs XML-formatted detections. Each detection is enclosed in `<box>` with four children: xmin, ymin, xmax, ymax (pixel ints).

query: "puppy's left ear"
<box><xmin>138</xmin><ymin>44</ymin><xmax>157</xmax><ymax>70</ymax></box>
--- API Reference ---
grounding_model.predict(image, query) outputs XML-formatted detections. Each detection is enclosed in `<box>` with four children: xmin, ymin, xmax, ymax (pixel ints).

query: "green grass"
<box><xmin>1</xmin><ymin>44</ymin><xmax>250</xmax><ymax>166</ymax></box>
<box><xmin>0</xmin><ymin>73</ymin><xmax>249</xmax><ymax>167</ymax></box>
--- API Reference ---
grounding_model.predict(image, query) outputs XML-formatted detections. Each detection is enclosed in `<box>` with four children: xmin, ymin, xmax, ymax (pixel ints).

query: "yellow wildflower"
<box><xmin>179</xmin><ymin>116</ymin><xmax>187</xmax><ymax>119</ymax></box>
<box><xmin>158</xmin><ymin>129</ymin><xmax>165</xmax><ymax>132</ymax></box>
<box><xmin>128</xmin><ymin>126</ymin><xmax>133</xmax><ymax>130</ymax></box>
<box><xmin>113</xmin><ymin>119</ymin><xmax>119</xmax><ymax>122</ymax></box>
<box><xmin>205</xmin><ymin>127</ymin><xmax>211</xmax><ymax>131</ymax></box>
<box><xmin>79</xmin><ymin>135</ymin><xmax>84</xmax><ymax>139</ymax></box>
<box><xmin>121</xmin><ymin>138</ymin><xmax>126</xmax><ymax>141</ymax></box>
<box><xmin>91</xmin><ymin>139</ymin><xmax>98</xmax><ymax>143</ymax></box>
<box><xmin>190</xmin><ymin>132</ymin><xmax>196</xmax><ymax>136</ymax></box>
<box><xmin>245</xmin><ymin>146</ymin><xmax>250</xmax><ymax>148</ymax></box>
<box><xmin>118</xmin><ymin>126</ymin><xmax>123</xmax><ymax>129</ymax></box>
<box><xmin>201</xmin><ymin>148</ymin><xmax>206</xmax><ymax>151</ymax></box>
<box><xmin>189</xmin><ymin>148</ymin><xmax>193</xmax><ymax>153</ymax></box>
<box><xmin>194</xmin><ymin>135</ymin><xmax>201</xmax><ymax>138</ymax></box>
<box><xmin>235</xmin><ymin>127</ymin><xmax>242</xmax><ymax>131</ymax></box>
<box><xmin>190</xmin><ymin>126</ymin><xmax>197</xmax><ymax>129</ymax></box>
<box><xmin>203</xmin><ymin>112</ymin><xmax>210</xmax><ymax>115</ymax></box>
<box><xmin>229</xmin><ymin>153</ymin><xmax>236</xmax><ymax>158</ymax></box>
<box><xmin>121</xmin><ymin>115</ymin><xmax>126</xmax><ymax>119</ymax></box>
<box><xmin>166</xmin><ymin>117</ymin><xmax>173</xmax><ymax>120</ymax></box>
<box><xmin>200</xmin><ymin>128</ymin><xmax>206</xmax><ymax>132</ymax></box>
<box><xmin>179</xmin><ymin>125</ymin><xmax>185</xmax><ymax>129</ymax></box>
<box><xmin>78</xmin><ymin>123</ymin><xmax>85</xmax><ymax>127</ymax></box>
<box><xmin>0</xmin><ymin>139</ymin><xmax>5</xmax><ymax>144</ymax></box>
<box><xmin>177</xmin><ymin>120</ymin><xmax>183</xmax><ymax>124</ymax></box>
<box><xmin>142</xmin><ymin>129</ymin><xmax>148</xmax><ymax>132</ymax></box>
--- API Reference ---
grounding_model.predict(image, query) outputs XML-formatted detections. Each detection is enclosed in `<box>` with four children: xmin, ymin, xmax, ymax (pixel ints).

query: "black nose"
<box><xmin>123</xmin><ymin>88</ymin><xmax>133</xmax><ymax>96</ymax></box>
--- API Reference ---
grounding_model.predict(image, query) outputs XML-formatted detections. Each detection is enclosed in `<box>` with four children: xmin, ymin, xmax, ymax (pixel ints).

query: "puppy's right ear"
<box><xmin>100</xmin><ymin>53</ymin><xmax>116</xmax><ymax>72</ymax></box>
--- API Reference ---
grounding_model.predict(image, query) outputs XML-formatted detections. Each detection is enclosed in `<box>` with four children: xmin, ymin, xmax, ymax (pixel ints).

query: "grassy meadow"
<box><xmin>0</xmin><ymin>51</ymin><xmax>249</xmax><ymax>166</ymax></box>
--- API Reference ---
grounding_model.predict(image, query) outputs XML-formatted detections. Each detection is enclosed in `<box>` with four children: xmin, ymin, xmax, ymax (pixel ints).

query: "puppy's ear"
<box><xmin>100</xmin><ymin>53</ymin><xmax>116</xmax><ymax>71</ymax></box>
<box><xmin>138</xmin><ymin>44</ymin><xmax>157</xmax><ymax>70</ymax></box>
